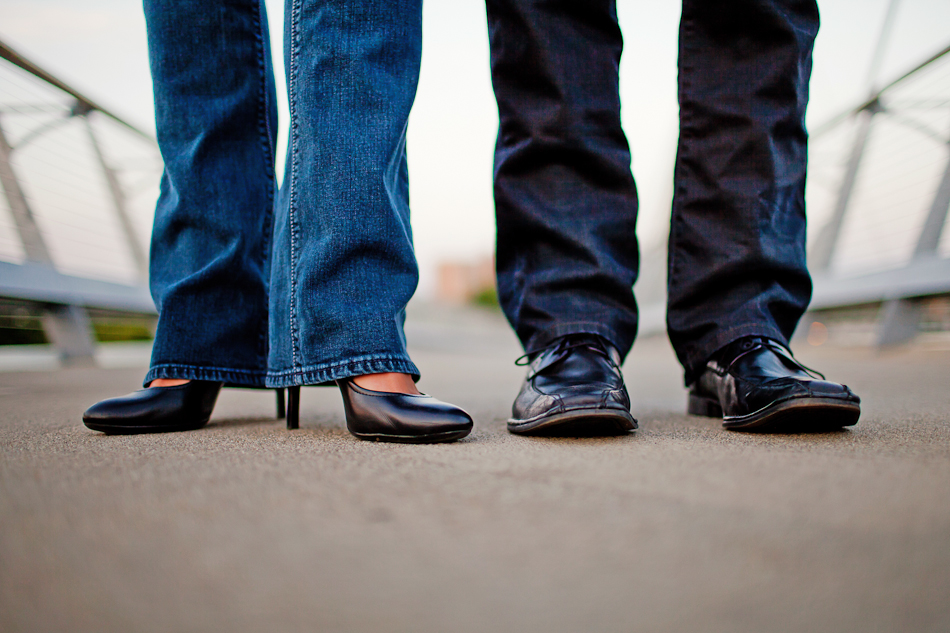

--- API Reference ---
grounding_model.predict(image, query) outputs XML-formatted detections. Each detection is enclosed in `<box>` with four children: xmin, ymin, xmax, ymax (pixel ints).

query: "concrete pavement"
<box><xmin>2</xmin><ymin>306</ymin><xmax>949</xmax><ymax>632</ymax></box>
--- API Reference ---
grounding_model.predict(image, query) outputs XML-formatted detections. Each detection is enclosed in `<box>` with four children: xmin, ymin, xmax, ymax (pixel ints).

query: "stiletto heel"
<box><xmin>276</xmin><ymin>389</ymin><xmax>286</xmax><ymax>419</ymax></box>
<box><xmin>287</xmin><ymin>386</ymin><xmax>300</xmax><ymax>430</ymax></box>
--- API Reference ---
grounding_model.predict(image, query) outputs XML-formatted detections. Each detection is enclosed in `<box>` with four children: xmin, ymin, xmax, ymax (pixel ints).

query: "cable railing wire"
<box><xmin>0</xmin><ymin>49</ymin><xmax>158</xmax><ymax>285</ymax></box>
<box><xmin>806</xmin><ymin>43</ymin><xmax>950</xmax><ymax>275</ymax></box>
<box><xmin>2</xmin><ymin>34</ymin><xmax>950</xmax><ymax>357</ymax></box>
<box><xmin>0</xmin><ymin>39</ymin><xmax>159</xmax><ymax>361</ymax></box>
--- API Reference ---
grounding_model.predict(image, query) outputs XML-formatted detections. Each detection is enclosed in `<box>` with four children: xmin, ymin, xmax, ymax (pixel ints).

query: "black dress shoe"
<box><xmin>508</xmin><ymin>333</ymin><xmax>637</xmax><ymax>436</ymax></box>
<box><xmin>688</xmin><ymin>336</ymin><xmax>861</xmax><ymax>431</ymax></box>
<box><xmin>82</xmin><ymin>381</ymin><xmax>223</xmax><ymax>434</ymax></box>
<box><xmin>337</xmin><ymin>379</ymin><xmax>473</xmax><ymax>443</ymax></box>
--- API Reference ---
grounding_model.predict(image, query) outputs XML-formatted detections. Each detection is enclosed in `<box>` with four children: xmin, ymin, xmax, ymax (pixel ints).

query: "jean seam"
<box><xmin>252</xmin><ymin>0</ymin><xmax>276</xmax><ymax>372</ymax></box>
<box><xmin>265</xmin><ymin>355</ymin><xmax>421</xmax><ymax>388</ymax></box>
<box><xmin>668</xmin><ymin>2</ymin><xmax>694</xmax><ymax>316</ymax></box>
<box><xmin>287</xmin><ymin>0</ymin><xmax>302</xmax><ymax>376</ymax></box>
<box><xmin>144</xmin><ymin>363</ymin><xmax>269</xmax><ymax>388</ymax></box>
<box><xmin>268</xmin><ymin>352</ymin><xmax>417</xmax><ymax>376</ymax></box>
<box><xmin>148</xmin><ymin>363</ymin><xmax>268</xmax><ymax>376</ymax></box>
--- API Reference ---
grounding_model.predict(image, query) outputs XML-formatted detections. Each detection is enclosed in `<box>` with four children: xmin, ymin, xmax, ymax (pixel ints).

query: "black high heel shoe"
<box><xmin>340</xmin><ymin>379</ymin><xmax>473</xmax><ymax>443</ymax></box>
<box><xmin>283</xmin><ymin>380</ymin><xmax>473</xmax><ymax>443</ymax></box>
<box><xmin>82</xmin><ymin>381</ymin><xmax>223</xmax><ymax>434</ymax></box>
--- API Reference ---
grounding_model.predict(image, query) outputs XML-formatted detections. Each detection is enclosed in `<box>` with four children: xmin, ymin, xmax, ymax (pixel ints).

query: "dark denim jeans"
<box><xmin>488</xmin><ymin>0</ymin><xmax>818</xmax><ymax>384</ymax></box>
<box><xmin>143</xmin><ymin>0</ymin><xmax>422</xmax><ymax>388</ymax></box>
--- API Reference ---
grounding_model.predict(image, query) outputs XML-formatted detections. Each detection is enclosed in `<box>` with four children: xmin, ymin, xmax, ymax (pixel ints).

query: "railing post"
<box><xmin>41</xmin><ymin>304</ymin><xmax>97</xmax><ymax>362</ymax></box>
<box><xmin>0</xmin><ymin>113</ymin><xmax>53</xmax><ymax>265</ymax></box>
<box><xmin>82</xmin><ymin>110</ymin><xmax>149</xmax><ymax>281</ymax></box>
<box><xmin>0</xmin><ymin>112</ymin><xmax>96</xmax><ymax>363</ymax></box>
<box><xmin>912</xmin><ymin>145</ymin><xmax>950</xmax><ymax>257</ymax></box>
<box><xmin>810</xmin><ymin>101</ymin><xmax>881</xmax><ymax>272</ymax></box>
<box><xmin>876</xmin><ymin>138</ymin><xmax>950</xmax><ymax>346</ymax></box>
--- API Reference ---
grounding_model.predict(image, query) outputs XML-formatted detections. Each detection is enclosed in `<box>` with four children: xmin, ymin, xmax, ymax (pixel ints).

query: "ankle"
<box><xmin>351</xmin><ymin>372</ymin><xmax>420</xmax><ymax>395</ymax></box>
<box><xmin>149</xmin><ymin>378</ymin><xmax>190</xmax><ymax>388</ymax></box>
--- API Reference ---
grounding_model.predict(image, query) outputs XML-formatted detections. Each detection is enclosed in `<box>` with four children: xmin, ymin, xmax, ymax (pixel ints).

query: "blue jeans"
<box><xmin>488</xmin><ymin>0</ymin><xmax>818</xmax><ymax>384</ymax></box>
<box><xmin>143</xmin><ymin>0</ymin><xmax>422</xmax><ymax>388</ymax></box>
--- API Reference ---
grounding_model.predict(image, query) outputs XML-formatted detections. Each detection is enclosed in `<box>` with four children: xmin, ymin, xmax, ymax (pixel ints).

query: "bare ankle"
<box><xmin>149</xmin><ymin>378</ymin><xmax>190</xmax><ymax>387</ymax></box>
<box><xmin>351</xmin><ymin>372</ymin><xmax>420</xmax><ymax>395</ymax></box>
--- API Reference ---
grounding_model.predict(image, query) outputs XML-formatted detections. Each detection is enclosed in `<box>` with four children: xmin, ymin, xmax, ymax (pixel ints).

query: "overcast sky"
<box><xmin>1</xmin><ymin>0</ymin><xmax>949</xmax><ymax>295</ymax></box>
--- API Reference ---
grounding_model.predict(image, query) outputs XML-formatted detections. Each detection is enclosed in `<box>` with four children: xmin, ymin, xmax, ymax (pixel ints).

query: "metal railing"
<box><xmin>805</xmin><ymin>43</ymin><xmax>950</xmax><ymax>345</ymax></box>
<box><xmin>0</xmin><ymin>39</ymin><xmax>159</xmax><ymax>362</ymax></box>
<box><xmin>2</xmin><ymin>34</ymin><xmax>948</xmax><ymax>359</ymax></box>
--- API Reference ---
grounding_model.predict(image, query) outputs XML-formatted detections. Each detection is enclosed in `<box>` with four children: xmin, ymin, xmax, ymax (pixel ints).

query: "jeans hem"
<box><xmin>144</xmin><ymin>364</ymin><xmax>268</xmax><ymax>388</ymax></box>
<box><xmin>265</xmin><ymin>355</ymin><xmax>420</xmax><ymax>388</ymax></box>
<box><xmin>680</xmin><ymin>323</ymin><xmax>789</xmax><ymax>386</ymax></box>
<box><xmin>525</xmin><ymin>321</ymin><xmax>635</xmax><ymax>360</ymax></box>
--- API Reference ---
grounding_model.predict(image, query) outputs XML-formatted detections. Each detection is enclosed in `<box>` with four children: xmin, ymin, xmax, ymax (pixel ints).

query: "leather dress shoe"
<box><xmin>688</xmin><ymin>336</ymin><xmax>860</xmax><ymax>431</ymax></box>
<box><xmin>82</xmin><ymin>381</ymin><xmax>223</xmax><ymax>434</ymax></box>
<box><xmin>509</xmin><ymin>333</ymin><xmax>637</xmax><ymax>436</ymax></box>
<box><xmin>337</xmin><ymin>379</ymin><xmax>473</xmax><ymax>443</ymax></box>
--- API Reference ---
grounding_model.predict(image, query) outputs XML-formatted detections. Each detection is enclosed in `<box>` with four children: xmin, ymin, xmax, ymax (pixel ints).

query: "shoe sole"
<box><xmin>508</xmin><ymin>408</ymin><xmax>637</xmax><ymax>437</ymax></box>
<box><xmin>349</xmin><ymin>428</ymin><xmax>472</xmax><ymax>444</ymax></box>
<box><xmin>82</xmin><ymin>420</ymin><xmax>209</xmax><ymax>435</ymax></box>
<box><xmin>688</xmin><ymin>394</ymin><xmax>860</xmax><ymax>432</ymax></box>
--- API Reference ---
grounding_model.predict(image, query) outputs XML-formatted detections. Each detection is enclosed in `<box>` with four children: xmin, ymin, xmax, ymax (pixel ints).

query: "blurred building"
<box><xmin>436</xmin><ymin>255</ymin><xmax>496</xmax><ymax>305</ymax></box>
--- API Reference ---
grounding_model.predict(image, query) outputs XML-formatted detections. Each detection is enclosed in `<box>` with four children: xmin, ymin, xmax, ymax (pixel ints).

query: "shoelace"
<box><xmin>515</xmin><ymin>335</ymin><xmax>620</xmax><ymax>375</ymax></box>
<box><xmin>728</xmin><ymin>338</ymin><xmax>826</xmax><ymax>380</ymax></box>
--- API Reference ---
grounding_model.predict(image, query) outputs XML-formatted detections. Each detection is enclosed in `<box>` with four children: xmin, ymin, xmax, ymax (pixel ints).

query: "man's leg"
<box><xmin>670</xmin><ymin>0</ymin><xmax>860</xmax><ymax>430</ymax></box>
<box><xmin>487</xmin><ymin>0</ymin><xmax>640</xmax><ymax>356</ymax></box>
<box><xmin>487</xmin><ymin>0</ymin><xmax>639</xmax><ymax>435</ymax></box>
<box><xmin>144</xmin><ymin>0</ymin><xmax>278</xmax><ymax>387</ymax></box>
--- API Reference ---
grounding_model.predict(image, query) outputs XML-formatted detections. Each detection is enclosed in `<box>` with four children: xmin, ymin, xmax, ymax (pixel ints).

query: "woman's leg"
<box><xmin>82</xmin><ymin>0</ymin><xmax>278</xmax><ymax>433</ymax></box>
<box><xmin>144</xmin><ymin>0</ymin><xmax>278</xmax><ymax>387</ymax></box>
<box><xmin>266</xmin><ymin>0</ymin><xmax>424</xmax><ymax>389</ymax></box>
<box><xmin>267</xmin><ymin>0</ymin><xmax>472</xmax><ymax>441</ymax></box>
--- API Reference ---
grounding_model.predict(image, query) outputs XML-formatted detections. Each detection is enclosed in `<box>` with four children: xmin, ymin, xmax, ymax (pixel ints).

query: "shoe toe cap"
<box><xmin>423</xmin><ymin>401</ymin><xmax>474</xmax><ymax>431</ymax></box>
<box><xmin>805</xmin><ymin>379</ymin><xmax>858</xmax><ymax>400</ymax></box>
<box><xmin>82</xmin><ymin>393</ymin><xmax>144</xmax><ymax>423</ymax></box>
<box><xmin>558</xmin><ymin>385</ymin><xmax>629</xmax><ymax>412</ymax></box>
<box><xmin>81</xmin><ymin>399</ymin><xmax>113</xmax><ymax>422</ymax></box>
